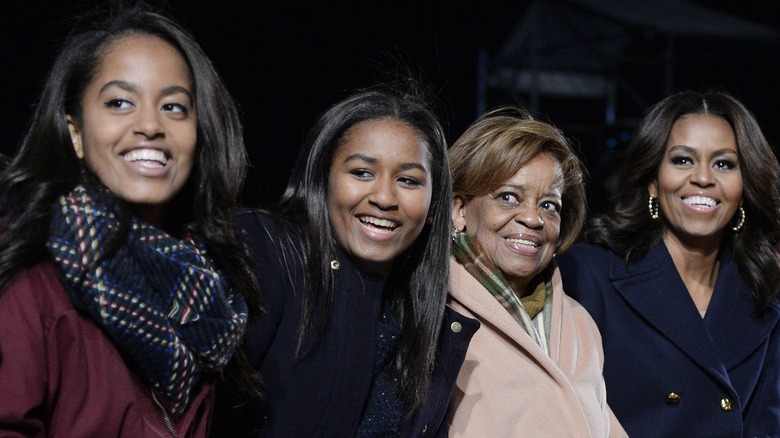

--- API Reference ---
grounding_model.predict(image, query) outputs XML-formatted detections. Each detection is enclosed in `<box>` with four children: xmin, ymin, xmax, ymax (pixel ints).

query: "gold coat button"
<box><xmin>330</xmin><ymin>260</ymin><xmax>340</xmax><ymax>270</ymax></box>
<box><xmin>665</xmin><ymin>393</ymin><xmax>680</xmax><ymax>404</ymax></box>
<box><xmin>450</xmin><ymin>322</ymin><xmax>462</xmax><ymax>333</ymax></box>
<box><xmin>720</xmin><ymin>397</ymin><xmax>733</xmax><ymax>412</ymax></box>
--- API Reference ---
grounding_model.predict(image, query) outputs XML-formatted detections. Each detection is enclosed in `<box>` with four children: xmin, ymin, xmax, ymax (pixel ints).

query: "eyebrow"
<box><xmin>98</xmin><ymin>80</ymin><xmax>194</xmax><ymax>101</ymax></box>
<box><xmin>668</xmin><ymin>144</ymin><xmax>737</xmax><ymax>156</ymax></box>
<box><xmin>500</xmin><ymin>183</ymin><xmax>562</xmax><ymax>199</ymax></box>
<box><xmin>342</xmin><ymin>153</ymin><xmax>429</xmax><ymax>175</ymax></box>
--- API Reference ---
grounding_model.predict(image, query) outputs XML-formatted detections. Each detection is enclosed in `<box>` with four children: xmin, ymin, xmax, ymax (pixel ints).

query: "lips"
<box><xmin>122</xmin><ymin>148</ymin><xmax>170</xmax><ymax>168</ymax></box>
<box><xmin>683</xmin><ymin>195</ymin><xmax>718</xmax><ymax>208</ymax></box>
<box><xmin>358</xmin><ymin>215</ymin><xmax>399</xmax><ymax>235</ymax></box>
<box><xmin>505</xmin><ymin>237</ymin><xmax>539</xmax><ymax>249</ymax></box>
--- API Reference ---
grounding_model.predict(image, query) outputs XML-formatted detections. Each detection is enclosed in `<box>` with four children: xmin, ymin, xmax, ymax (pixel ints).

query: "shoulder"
<box><xmin>233</xmin><ymin>208</ymin><xmax>298</xmax><ymax>264</ymax></box>
<box><xmin>441</xmin><ymin>306</ymin><xmax>480</xmax><ymax>347</ymax></box>
<box><xmin>555</xmin><ymin>242</ymin><xmax>614</xmax><ymax>281</ymax></box>
<box><xmin>0</xmin><ymin>261</ymin><xmax>117</xmax><ymax>431</ymax></box>
<box><xmin>0</xmin><ymin>259</ymin><xmax>72</xmax><ymax>326</ymax></box>
<box><xmin>438</xmin><ymin>306</ymin><xmax>480</xmax><ymax>370</ymax></box>
<box><xmin>557</xmin><ymin>242</ymin><xmax>612</xmax><ymax>263</ymax></box>
<box><xmin>560</xmin><ymin>291</ymin><xmax>600</xmax><ymax>333</ymax></box>
<box><xmin>233</xmin><ymin>208</ymin><xmax>277</xmax><ymax>240</ymax></box>
<box><xmin>551</xmin><ymin>263</ymin><xmax>599</xmax><ymax>325</ymax></box>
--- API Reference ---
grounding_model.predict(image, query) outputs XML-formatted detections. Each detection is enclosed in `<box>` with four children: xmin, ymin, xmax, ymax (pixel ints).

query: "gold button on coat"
<box><xmin>330</xmin><ymin>260</ymin><xmax>340</xmax><ymax>270</ymax></box>
<box><xmin>665</xmin><ymin>393</ymin><xmax>680</xmax><ymax>404</ymax></box>
<box><xmin>720</xmin><ymin>397</ymin><xmax>733</xmax><ymax>412</ymax></box>
<box><xmin>450</xmin><ymin>322</ymin><xmax>462</xmax><ymax>333</ymax></box>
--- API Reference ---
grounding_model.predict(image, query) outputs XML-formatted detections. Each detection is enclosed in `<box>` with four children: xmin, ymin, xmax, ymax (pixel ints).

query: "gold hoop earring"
<box><xmin>731</xmin><ymin>206</ymin><xmax>745</xmax><ymax>232</ymax></box>
<box><xmin>648</xmin><ymin>195</ymin><xmax>659</xmax><ymax>220</ymax></box>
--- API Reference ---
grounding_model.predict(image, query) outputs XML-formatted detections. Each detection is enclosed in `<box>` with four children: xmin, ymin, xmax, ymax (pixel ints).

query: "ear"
<box><xmin>452</xmin><ymin>196</ymin><xmax>468</xmax><ymax>233</ymax></box>
<box><xmin>647</xmin><ymin>180</ymin><xmax>657</xmax><ymax>198</ymax></box>
<box><xmin>66</xmin><ymin>115</ymin><xmax>84</xmax><ymax>159</ymax></box>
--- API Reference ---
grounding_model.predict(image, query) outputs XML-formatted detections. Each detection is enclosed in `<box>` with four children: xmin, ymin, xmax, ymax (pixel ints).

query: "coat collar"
<box><xmin>331</xmin><ymin>246</ymin><xmax>386</xmax><ymax>297</ymax></box>
<box><xmin>608</xmin><ymin>242</ymin><xmax>779</xmax><ymax>373</ymax></box>
<box><xmin>448</xmin><ymin>257</ymin><xmax>567</xmax><ymax>363</ymax></box>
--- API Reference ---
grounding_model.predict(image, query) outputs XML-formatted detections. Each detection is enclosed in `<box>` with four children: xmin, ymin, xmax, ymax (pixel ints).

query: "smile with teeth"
<box><xmin>506</xmin><ymin>238</ymin><xmax>538</xmax><ymax>249</ymax></box>
<box><xmin>358</xmin><ymin>216</ymin><xmax>399</xmax><ymax>234</ymax></box>
<box><xmin>123</xmin><ymin>148</ymin><xmax>170</xmax><ymax>168</ymax></box>
<box><xmin>683</xmin><ymin>196</ymin><xmax>717</xmax><ymax>208</ymax></box>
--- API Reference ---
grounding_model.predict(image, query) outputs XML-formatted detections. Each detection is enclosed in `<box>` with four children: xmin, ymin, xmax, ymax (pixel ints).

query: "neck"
<box><xmin>662</xmin><ymin>232</ymin><xmax>721</xmax><ymax>315</ymax></box>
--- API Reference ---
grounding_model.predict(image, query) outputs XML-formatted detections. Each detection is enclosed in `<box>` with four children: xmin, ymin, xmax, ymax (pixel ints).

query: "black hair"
<box><xmin>585</xmin><ymin>90</ymin><xmax>780</xmax><ymax>312</ymax></box>
<box><xmin>0</xmin><ymin>1</ymin><xmax>264</xmax><ymax>398</ymax></box>
<box><xmin>271</xmin><ymin>81</ymin><xmax>451</xmax><ymax>413</ymax></box>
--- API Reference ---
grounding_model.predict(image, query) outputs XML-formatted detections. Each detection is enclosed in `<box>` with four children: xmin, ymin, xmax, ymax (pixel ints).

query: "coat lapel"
<box><xmin>702</xmin><ymin>247</ymin><xmax>779</xmax><ymax>370</ymax></box>
<box><xmin>448</xmin><ymin>259</ymin><xmax>564</xmax><ymax>379</ymax></box>
<box><xmin>608</xmin><ymin>243</ymin><xmax>732</xmax><ymax>384</ymax></box>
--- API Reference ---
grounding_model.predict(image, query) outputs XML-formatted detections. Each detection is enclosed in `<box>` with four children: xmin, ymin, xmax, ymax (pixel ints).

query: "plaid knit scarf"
<box><xmin>452</xmin><ymin>232</ymin><xmax>551</xmax><ymax>353</ymax></box>
<box><xmin>46</xmin><ymin>184</ymin><xmax>248</xmax><ymax>418</ymax></box>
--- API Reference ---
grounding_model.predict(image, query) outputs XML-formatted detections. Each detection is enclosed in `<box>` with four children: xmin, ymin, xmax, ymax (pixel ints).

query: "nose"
<box><xmin>134</xmin><ymin>104</ymin><xmax>164</xmax><ymax>139</ymax></box>
<box><xmin>513</xmin><ymin>202</ymin><xmax>544</xmax><ymax>229</ymax></box>
<box><xmin>368</xmin><ymin>176</ymin><xmax>398</xmax><ymax>211</ymax></box>
<box><xmin>690</xmin><ymin>162</ymin><xmax>714</xmax><ymax>187</ymax></box>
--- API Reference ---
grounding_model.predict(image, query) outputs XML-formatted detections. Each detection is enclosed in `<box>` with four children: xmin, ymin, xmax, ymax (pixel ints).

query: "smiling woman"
<box><xmin>0</xmin><ymin>4</ymin><xmax>262</xmax><ymax>436</ymax></box>
<box><xmin>446</xmin><ymin>106</ymin><xmax>627</xmax><ymax>437</ymax></box>
<box><xmin>66</xmin><ymin>34</ymin><xmax>197</xmax><ymax>227</ymax></box>
<box><xmin>327</xmin><ymin>118</ymin><xmax>433</xmax><ymax>277</ymax></box>
<box><xmin>556</xmin><ymin>90</ymin><xmax>780</xmax><ymax>437</ymax></box>
<box><xmin>212</xmin><ymin>84</ymin><xmax>479</xmax><ymax>437</ymax></box>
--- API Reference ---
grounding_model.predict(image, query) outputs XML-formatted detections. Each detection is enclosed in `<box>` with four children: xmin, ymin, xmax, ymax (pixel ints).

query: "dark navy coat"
<box><xmin>212</xmin><ymin>211</ymin><xmax>478</xmax><ymax>437</ymax></box>
<box><xmin>555</xmin><ymin>242</ymin><xmax>780</xmax><ymax>438</ymax></box>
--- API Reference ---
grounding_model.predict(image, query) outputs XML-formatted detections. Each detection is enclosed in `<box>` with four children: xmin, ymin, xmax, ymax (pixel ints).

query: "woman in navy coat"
<box><xmin>556</xmin><ymin>90</ymin><xmax>780</xmax><ymax>437</ymax></box>
<box><xmin>212</xmin><ymin>84</ymin><xmax>478</xmax><ymax>437</ymax></box>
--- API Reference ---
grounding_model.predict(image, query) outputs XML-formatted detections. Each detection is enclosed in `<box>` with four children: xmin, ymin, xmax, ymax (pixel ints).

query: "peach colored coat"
<box><xmin>446</xmin><ymin>258</ymin><xmax>627</xmax><ymax>437</ymax></box>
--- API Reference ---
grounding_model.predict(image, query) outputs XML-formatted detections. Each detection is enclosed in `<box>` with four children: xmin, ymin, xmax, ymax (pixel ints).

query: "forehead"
<box><xmin>92</xmin><ymin>34</ymin><xmax>191</xmax><ymax>85</ymax></box>
<box><xmin>502</xmin><ymin>152</ymin><xmax>564</xmax><ymax>191</ymax></box>
<box><xmin>666</xmin><ymin>113</ymin><xmax>737</xmax><ymax>152</ymax></box>
<box><xmin>337</xmin><ymin>118</ymin><xmax>430</xmax><ymax>163</ymax></box>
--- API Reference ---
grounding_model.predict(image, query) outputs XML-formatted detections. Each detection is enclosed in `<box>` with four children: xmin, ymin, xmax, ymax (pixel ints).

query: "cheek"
<box><xmin>180</xmin><ymin>126</ymin><xmax>198</xmax><ymax>157</ymax></box>
<box><xmin>325</xmin><ymin>197</ymin><xmax>347</xmax><ymax>248</ymax></box>
<box><xmin>546</xmin><ymin>222</ymin><xmax>562</xmax><ymax>245</ymax></box>
<box><xmin>730</xmin><ymin>176</ymin><xmax>744</xmax><ymax>202</ymax></box>
<box><xmin>656</xmin><ymin>168</ymin><xmax>684</xmax><ymax>195</ymax></box>
<box><xmin>327</xmin><ymin>177</ymin><xmax>352</xmax><ymax>212</ymax></box>
<box><xmin>399</xmin><ymin>187</ymin><xmax>433</xmax><ymax>220</ymax></box>
<box><xmin>463</xmin><ymin>201</ymin><xmax>483</xmax><ymax>228</ymax></box>
<box><xmin>79</xmin><ymin>123</ymin><xmax>112</xmax><ymax>160</ymax></box>
<box><xmin>326</xmin><ymin>178</ymin><xmax>355</xmax><ymax>235</ymax></box>
<box><xmin>172</xmin><ymin>123</ymin><xmax>198</xmax><ymax>168</ymax></box>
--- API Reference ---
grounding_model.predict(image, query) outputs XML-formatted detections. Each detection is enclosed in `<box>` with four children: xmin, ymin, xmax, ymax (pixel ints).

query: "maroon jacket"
<box><xmin>0</xmin><ymin>259</ymin><xmax>214</xmax><ymax>437</ymax></box>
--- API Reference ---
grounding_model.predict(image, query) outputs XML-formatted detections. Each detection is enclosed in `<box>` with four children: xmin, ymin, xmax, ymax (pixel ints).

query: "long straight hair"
<box><xmin>272</xmin><ymin>83</ymin><xmax>451</xmax><ymax>413</ymax></box>
<box><xmin>0</xmin><ymin>2</ymin><xmax>263</xmax><ymax>395</ymax></box>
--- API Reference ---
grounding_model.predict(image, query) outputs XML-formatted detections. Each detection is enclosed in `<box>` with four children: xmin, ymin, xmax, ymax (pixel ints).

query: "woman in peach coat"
<box><xmin>446</xmin><ymin>107</ymin><xmax>626</xmax><ymax>437</ymax></box>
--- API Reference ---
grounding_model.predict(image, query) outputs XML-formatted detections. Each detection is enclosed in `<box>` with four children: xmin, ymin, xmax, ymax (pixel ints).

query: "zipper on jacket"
<box><xmin>151</xmin><ymin>390</ymin><xmax>180</xmax><ymax>438</ymax></box>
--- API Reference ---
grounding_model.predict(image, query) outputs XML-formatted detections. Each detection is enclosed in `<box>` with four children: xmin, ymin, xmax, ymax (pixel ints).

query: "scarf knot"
<box><xmin>452</xmin><ymin>232</ymin><xmax>551</xmax><ymax>353</ymax></box>
<box><xmin>47</xmin><ymin>184</ymin><xmax>248</xmax><ymax>417</ymax></box>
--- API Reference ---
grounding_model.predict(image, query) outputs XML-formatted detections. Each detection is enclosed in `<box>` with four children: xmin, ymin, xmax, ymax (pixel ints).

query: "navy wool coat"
<box><xmin>555</xmin><ymin>242</ymin><xmax>780</xmax><ymax>438</ymax></box>
<box><xmin>211</xmin><ymin>211</ymin><xmax>478</xmax><ymax>437</ymax></box>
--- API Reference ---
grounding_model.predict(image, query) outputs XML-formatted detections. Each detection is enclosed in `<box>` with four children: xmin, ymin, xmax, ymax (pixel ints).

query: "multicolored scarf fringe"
<box><xmin>46</xmin><ymin>184</ymin><xmax>248</xmax><ymax>418</ymax></box>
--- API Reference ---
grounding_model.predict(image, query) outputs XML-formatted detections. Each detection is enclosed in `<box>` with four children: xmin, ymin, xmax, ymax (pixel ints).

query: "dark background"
<box><xmin>2</xmin><ymin>1</ymin><xmax>778</xmax><ymax>213</ymax></box>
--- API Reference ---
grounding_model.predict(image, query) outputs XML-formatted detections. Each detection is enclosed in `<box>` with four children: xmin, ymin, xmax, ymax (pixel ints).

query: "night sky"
<box><xmin>2</xmin><ymin>1</ymin><xmax>778</xmax><ymax>211</ymax></box>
